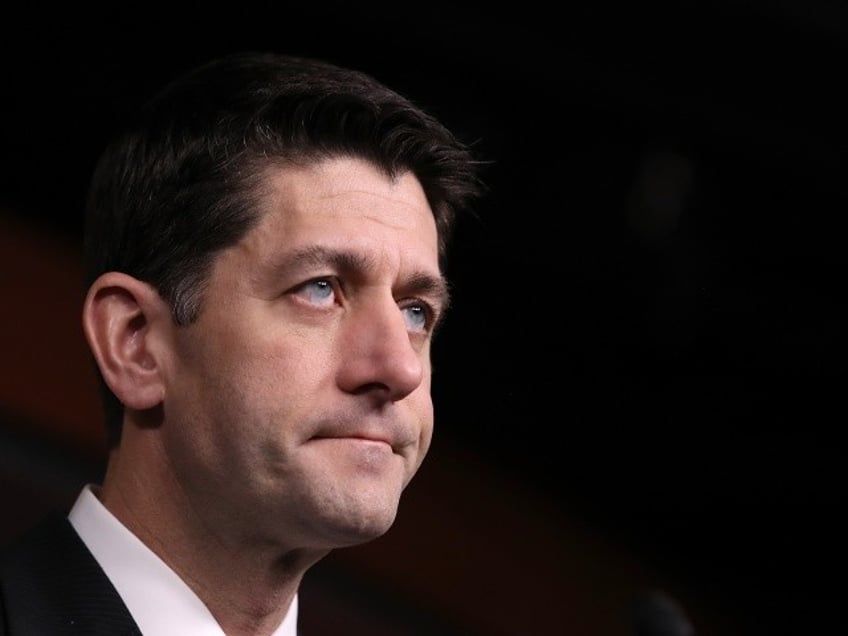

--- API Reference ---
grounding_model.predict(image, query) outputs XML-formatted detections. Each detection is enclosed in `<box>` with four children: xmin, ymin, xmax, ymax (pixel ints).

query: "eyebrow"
<box><xmin>277</xmin><ymin>245</ymin><xmax>451</xmax><ymax>311</ymax></box>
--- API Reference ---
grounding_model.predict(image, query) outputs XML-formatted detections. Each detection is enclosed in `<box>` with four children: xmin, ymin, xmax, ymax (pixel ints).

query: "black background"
<box><xmin>2</xmin><ymin>1</ymin><xmax>846</xmax><ymax>634</ymax></box>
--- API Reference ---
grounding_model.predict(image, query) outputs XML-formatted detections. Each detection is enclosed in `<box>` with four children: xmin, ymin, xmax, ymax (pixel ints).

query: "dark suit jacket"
<box><xmin>0</xmin><ymin>512</ymin><xmax>141</xmax><ymax>635</ymax></box>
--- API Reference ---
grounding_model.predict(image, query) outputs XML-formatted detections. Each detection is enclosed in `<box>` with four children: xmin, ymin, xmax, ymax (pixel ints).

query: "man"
<box><xmin>0</xmin><ymin>51</ymin><xmax>483</xmax><ymax>635</ymax></box>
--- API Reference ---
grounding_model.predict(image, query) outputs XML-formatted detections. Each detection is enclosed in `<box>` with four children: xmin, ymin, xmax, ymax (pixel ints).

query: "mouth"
<box><xmin>309</xmin><ymin>417</ymin><xmax>417</xmax><ymax>457</ymax></box>
<box><xmin>311</xmin><ymin>434</ymin><xmax>397</xmax><ymax>453</ymax></box>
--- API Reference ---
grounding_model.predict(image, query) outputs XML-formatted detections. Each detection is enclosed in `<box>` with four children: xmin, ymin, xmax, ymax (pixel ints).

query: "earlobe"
<box><xmin>82</xmin><ymin>272</ymin><xmax>170</xmax><ymax>411</ymax></box>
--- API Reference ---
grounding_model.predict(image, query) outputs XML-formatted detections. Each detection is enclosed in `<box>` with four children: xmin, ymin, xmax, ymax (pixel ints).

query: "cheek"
<box><xmin>418</xmin><ymin>422</ymin><xmax>434</xmax><ymax>466</ymax></box>
<box><xmin>412</xmin><ymin>390</ymin><xmax>435</xmax><ymax>466</ymax></box>
<box><xmin>405</xmin><ymin>423</ymin><xmax>434</xmax><ymax>490</ymax></box>
<box><xmin>417</xmin><ymin>366</ymin><xmax>434</xmax><ymax>431</ymax></box>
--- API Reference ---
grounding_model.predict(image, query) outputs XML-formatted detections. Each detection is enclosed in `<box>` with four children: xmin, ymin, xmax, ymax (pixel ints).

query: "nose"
<box><xmin>336</xmin><ymin>294</ymin><xmax>425</xmax><ymax>402</ymax></box>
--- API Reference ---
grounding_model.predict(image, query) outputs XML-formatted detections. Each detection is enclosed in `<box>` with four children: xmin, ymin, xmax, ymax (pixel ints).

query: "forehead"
<box><xmin>264</xmin><ymin>157</ymin><xmax>431</xmax><ymax>221</ymax></box>
<box><xmin>224</xmin><ymin>156</ymin><xmax>441</xmax><ymax>278</ymax></box>
<box><xmin>254</xmin><ymin>156</ymin><xmax>436</xmax><ymax>240</ymax></box>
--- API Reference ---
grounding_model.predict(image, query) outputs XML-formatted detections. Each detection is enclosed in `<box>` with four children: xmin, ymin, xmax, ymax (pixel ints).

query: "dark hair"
<box><xmin>83</xmin><ymin>51</ymin><xmax>484</xmax><ymax>446</ymax></box>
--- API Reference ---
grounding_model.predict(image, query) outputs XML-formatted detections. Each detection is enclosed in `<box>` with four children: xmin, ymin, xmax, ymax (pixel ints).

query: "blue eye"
<box><xmin>298</xmin><ymin>279</ymin><xmax>336</xmax><ymax>306</ymax></box>
<box><xmin>401</xmin><ymin>303</ymin><xmax>430</xmax><ymax>333</ymax></box>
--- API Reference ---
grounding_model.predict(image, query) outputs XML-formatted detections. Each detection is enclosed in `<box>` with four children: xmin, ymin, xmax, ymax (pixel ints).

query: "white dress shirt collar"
<box><xmin>68</xmin><ymin>484</ymin><xmax>298</xmax><ymax>636</ymax></box>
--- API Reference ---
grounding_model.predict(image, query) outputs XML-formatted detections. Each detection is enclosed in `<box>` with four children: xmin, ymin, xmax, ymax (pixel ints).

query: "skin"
<box><xmin>85</xmin><ymin>156</ymin><xmax>446</xmax><ymax>635</ymax></box>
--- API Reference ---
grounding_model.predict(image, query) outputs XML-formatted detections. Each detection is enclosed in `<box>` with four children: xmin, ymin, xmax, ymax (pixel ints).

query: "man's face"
<box><xmin>158</xmin><ymin>156</ymin><xmax>444</xmax><ymax>552</ymax></box>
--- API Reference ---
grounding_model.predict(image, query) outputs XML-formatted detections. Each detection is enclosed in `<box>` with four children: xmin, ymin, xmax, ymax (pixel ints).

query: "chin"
<box><xmin>326</xmin><ymin>501</ymin><xmax>400</xmax><ymax>548</ymax></box>
<box><xmin>349</xmin><ymin>515</ymin><xmax>398</xmax><ymax>546</ymax></box>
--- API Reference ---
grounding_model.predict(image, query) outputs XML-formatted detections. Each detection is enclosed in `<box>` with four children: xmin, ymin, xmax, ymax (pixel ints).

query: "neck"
<box><xmin>99</xmin><ymin>443</ymin><xmax>328</xmax><ymax>635</ymax></box>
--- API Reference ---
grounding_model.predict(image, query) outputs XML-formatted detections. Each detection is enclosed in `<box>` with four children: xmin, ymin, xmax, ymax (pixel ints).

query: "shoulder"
<box><xmin>0</xmin><ymin>512</ymin><xmax>140</xmax><ymax>635</ymax></box>
<box><xmin>0</xmin><ymin>513</ymin><xmax>68</xmax><ymax>634</ymax></box>
<box><xmin>0</xmin><ymin>513</ymin><xmax>76</xmax><ymax>633</ymax></box>
<box><xmin>1</xmin><ymin>511</ymin><xmax>71</xmax><ymax>569</ymax></box>
<box><xmin>1</xmin><ymin>511</ymin><xmax>76</xmax><ymax>573</ymax></box>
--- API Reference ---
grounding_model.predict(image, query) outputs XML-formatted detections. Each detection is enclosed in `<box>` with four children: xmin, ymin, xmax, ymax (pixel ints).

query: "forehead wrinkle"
<box><xmin>314</xmin><ymin>182</ymin><xmax>430</xmax><ymax>228</ymax></box>
<box><xmin>329</xmin><ymin>202</ymin><xmax>430</xmax><ymax>233</ymax></box>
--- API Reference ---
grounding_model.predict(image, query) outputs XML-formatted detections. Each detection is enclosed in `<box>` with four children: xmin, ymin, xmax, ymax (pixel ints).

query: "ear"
<box><xmin>82</xmin><ymin>272</ymin><xmax>171</xmax><ymax>412</ymax></box>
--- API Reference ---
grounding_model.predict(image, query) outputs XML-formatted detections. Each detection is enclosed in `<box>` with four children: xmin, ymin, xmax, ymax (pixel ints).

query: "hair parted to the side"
<box><xmin>83</xmin><ymin>50</ymin><xmax>486</xmax><ymax>447</ymax></box>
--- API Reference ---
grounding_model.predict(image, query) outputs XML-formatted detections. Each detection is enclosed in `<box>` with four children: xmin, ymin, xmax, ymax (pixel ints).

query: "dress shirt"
<box><xmin>68</xmin><ymin>485</ymin><xmax>298</xmax><ymax>636</ymax></box>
